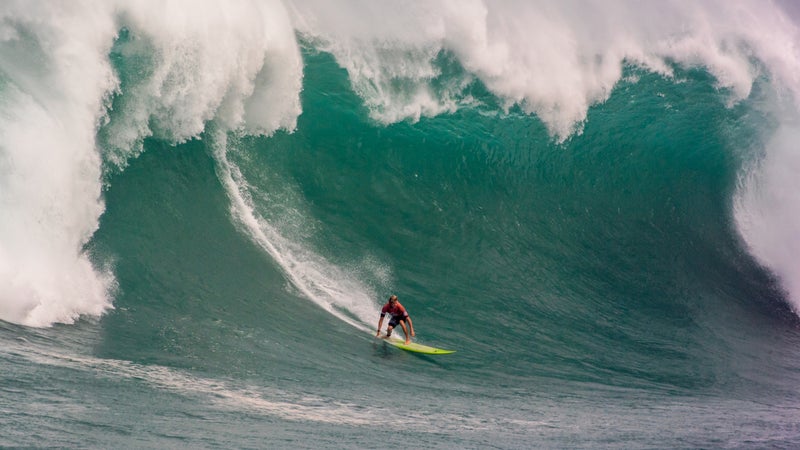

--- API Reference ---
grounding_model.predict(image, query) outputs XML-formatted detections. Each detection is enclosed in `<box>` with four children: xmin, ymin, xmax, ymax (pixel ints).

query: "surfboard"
<box><xmin>380</xmin><ymin>336</ymin><xmax>455</xmax><ymax>355</ymax></box>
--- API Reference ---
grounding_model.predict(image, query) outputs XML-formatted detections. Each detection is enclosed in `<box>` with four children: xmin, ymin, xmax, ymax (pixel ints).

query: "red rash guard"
<box><xmin>381</xmin><ymin>302</ymin><xmax>408</xmax><ymax>319</ymax></box>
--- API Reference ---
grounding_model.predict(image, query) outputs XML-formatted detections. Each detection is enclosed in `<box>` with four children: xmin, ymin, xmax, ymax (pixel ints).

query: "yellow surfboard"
<box><xmin>380</xmin><ymin>336</ymin><xmax>455</xmax><ymax>355</ymax></box>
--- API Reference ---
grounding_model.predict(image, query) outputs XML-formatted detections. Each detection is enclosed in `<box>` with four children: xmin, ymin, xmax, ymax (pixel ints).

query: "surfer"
<box><xmin>376</xmin><ymin>295</ymin><xmax>415</xmax><ymax>344</ymax></box>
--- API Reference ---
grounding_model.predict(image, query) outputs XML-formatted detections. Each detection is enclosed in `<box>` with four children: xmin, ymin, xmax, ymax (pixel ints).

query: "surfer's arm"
<box><xmin>376</xmin><ymin>314</ymin><xmax>385</xmax><ymax>336</ymax></box>
<box><xmin>405</xmin><ymin>315</ymin><xmax>415</xmax><ymax>337</ymax></box>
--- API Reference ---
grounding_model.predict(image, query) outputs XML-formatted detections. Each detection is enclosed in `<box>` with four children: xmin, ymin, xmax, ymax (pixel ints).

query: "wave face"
<box><xmin>3</xmin><ymin>1</ymin><xmax>800</xmax><ymax>447</ymax></box>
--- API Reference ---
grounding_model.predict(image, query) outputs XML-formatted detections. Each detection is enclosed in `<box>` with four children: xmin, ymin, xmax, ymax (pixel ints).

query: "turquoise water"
<box><xmin>3</xmin><ymin>2</ymin><xmax>800</xmax><ymax>448</ymax></box>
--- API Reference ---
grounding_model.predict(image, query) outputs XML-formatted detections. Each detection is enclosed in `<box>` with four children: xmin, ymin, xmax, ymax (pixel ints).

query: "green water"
<box><xmin>3</xmin><ymin>4</ymin><xmax>800</xmax><ymax>447</ymax></box>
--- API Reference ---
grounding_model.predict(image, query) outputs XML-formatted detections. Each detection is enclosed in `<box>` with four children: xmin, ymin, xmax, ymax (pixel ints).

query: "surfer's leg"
<box><xmin>387</xmin><ymin>317</ymin><xmax>400</xmax><ymax>337</ymax></box>
<box><xmin>399</xmin><ymin>320</ymin><xmax>410</xmax><ymax>344</ymax></box>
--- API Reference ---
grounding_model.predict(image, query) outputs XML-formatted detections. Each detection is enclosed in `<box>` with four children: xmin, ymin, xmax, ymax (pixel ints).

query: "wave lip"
<box><xmin>735</xmin><ymin>125</ymin><xmax>800</xmax><ymax>312</ymax></box>
<box><xmin>287</xmin><ymin>0</ymin><xmax>800</xmax><ymax>140</ymax></box>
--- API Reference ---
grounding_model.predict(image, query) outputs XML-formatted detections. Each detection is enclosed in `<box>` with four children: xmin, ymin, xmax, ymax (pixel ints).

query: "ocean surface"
<box><xmin>3</xmin><ymin>1</ymin><xmax>800</xmax><ymax>448</ymax></box>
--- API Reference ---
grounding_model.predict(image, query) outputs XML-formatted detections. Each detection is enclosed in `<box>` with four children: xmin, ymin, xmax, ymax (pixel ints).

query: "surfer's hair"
<box><xmin>389</xmin><ymin>295</ymin><xmax>398</xmax><ymax>302</ymax></box>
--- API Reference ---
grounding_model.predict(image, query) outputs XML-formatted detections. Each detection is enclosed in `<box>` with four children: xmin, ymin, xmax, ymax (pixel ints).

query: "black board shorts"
<box><xmin>388</xmin><ymin>315</ymin><xmax>405</xmax><ymax>328</ymax></box>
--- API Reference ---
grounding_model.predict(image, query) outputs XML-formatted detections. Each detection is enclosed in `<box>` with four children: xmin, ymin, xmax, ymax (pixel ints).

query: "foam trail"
<box><xmin>0</xmin><ymin>2</ymin><xmax>118</xmax><ymax>326</ymax></box>
<box><xmin>211</xmin><ymin>132</ymin><xmax>379</xmax><ymax>332</ymax></box>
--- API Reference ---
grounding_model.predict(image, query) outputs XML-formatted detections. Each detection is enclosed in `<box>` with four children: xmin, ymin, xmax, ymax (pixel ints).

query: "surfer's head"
<box><xmin>389</xmin><ymin>295</ymin><xmax>398</xmax><ymax>303</ymax></box>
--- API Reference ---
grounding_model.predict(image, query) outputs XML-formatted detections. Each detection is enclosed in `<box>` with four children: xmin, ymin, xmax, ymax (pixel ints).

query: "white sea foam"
<box><xmin>0</xmin><ymin>2</ymin><xmax>118</xmax><ymax>326</ymax></box>
<box><xmin>16</xmin><ymin>341</ymin><xmax>509</xmax><ymax>431</ymax></box>
<box><xmin>103</xmin><ymin>0</ymin><xmax>303</xmax><ymax>161</ymax></box>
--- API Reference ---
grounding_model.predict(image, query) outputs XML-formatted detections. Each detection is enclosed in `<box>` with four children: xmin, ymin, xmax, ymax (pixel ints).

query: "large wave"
<box><xmin>0</xmin><ymin>0</ymin><xmax>302</xmax><ymax>326</ymax></box>
<box><xmin>1</xmin><ymin>0</ymin><xmax>800</xmax><ymax>326</ymax></box>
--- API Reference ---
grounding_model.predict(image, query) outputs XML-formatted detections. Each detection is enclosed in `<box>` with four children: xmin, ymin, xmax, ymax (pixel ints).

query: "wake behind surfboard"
<box><xmin>379</xmin><ymin>335</ymin><xmax>455</xmax><ymax>355</ymax></box>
